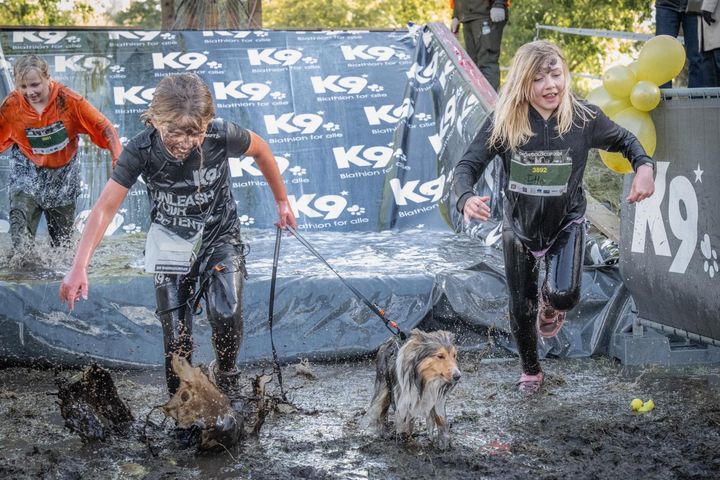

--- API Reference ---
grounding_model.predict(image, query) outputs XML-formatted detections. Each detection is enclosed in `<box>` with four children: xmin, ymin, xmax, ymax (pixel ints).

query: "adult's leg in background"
<box><xmin>473</xmin><ymin>18</ymin><xmax>505</xmax><ymax>91</ymax></box>
<box><xmin>155</xmin><ymin>273</ymin><xmax>195</xmax><ymax>395</ymax></box>
<box><xmin>682</xmin><ymin>13</ymin><xmax>714</xmax><ymax>87</ymax></box>
<box><xmin>656</xmin><ymin>6</ymin><xmax>682</xmax><ymax>88</ymax></box>
<box><xmin>502</xmin><ymin>225</ymin><xmax>541</xmax><ymax>375</ymax></box>
<box><xmin>542</xmin><ymin>221</ymin><xmax>585</xmax><ymax>312</ymax></box>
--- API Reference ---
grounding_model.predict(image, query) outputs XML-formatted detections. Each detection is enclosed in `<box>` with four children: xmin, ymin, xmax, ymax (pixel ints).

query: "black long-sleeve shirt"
<box><xmin>453</xmin><ymin>103</ymin><xmax>654</xmax><ymax>252</ymax></box>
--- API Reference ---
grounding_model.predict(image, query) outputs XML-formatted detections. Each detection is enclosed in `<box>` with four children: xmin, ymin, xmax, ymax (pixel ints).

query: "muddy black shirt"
<box><xmin>453</xmin><ymin>103</ymin><xmax>654</xmax><ymax>252</ymax></box>
<box><xmin>111</xmin><ymin>119</ymin><xmax>251</xmax><ymax>255</ymax></box>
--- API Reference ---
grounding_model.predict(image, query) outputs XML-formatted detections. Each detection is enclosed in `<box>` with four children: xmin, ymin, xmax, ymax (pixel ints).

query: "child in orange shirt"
<box><xmin>0</xmin><ymin>55</ymin><xmax>122</xmax><ymax>249</ymax></box>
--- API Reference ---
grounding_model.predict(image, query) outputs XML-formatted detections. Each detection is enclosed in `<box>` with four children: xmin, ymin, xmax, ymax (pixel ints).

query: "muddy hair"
<box><xmin>488</xmin><ymin>40</ymin><xmax>594</xmax><ymax>152</ymax></box>
<box><xmin>141</xmin><ymin>73</ymin><xmax>215</xmax><ymax>131</ymax></box>
<box><xmin>13</xmin><ymin>55</ymin><xmax>50</xmax><ymax>84</ymax></box>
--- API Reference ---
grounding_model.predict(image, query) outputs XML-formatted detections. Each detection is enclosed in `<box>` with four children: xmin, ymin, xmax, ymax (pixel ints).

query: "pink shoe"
<box><xmin>517</xmin><ymin>371</ymin><xmax>544</xmax><ymax>395</ymax></box>
<box><xmin>537</xmin><ymin>296</ymin><xmax>566</xmax><ymax>338</ymax></box>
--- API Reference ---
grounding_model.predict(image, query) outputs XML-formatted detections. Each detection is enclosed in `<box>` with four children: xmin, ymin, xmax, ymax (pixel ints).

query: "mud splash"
<box><xmin>1</xmin><ymin>354</ymin><xmax>719</xmax><ymax>479</ymax></box>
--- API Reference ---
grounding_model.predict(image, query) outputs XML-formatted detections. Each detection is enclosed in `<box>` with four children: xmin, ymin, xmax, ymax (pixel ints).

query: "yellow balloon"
<box><xmin>599</xmin><ymin>107</ymin><xmax>657</xmax><ymax>174</ymax></box>
<box><xmin>603</xmin><ymin>65</ymin><xmax>636</xmax><ymax>98</ymax></box>
<box><xmin>630</xmin><ymin>81</ymin><xmax>661</xmax><ymax>112</ymax></box>
<box><xmin>586</xmin><ymin>85</ymin><xmax>631</xmax><ymax>116</ymax></box>
<box><xmin>586</xmin><ymin>85</ymin><xmax>612</xmax><ymax>108</ymax></box>
<box><xmin>602</xmin><ymin>96</ymin><xmax>632</xmax><ymax>118</ymax></box>
<box><xmin>627</xmin><ymin>61</ymin><xmax>639</xmax><ymax>75</ymax></box>
<box><xmin>636</xmin><ymin>35</ymin><xmax>686</xmax><ymax>86</ymax></box>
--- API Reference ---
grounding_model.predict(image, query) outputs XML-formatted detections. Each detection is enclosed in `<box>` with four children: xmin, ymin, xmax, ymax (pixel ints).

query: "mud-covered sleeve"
<box><xmin>74</xmin><ymin>96</ymin><xmax>123</xmax><ymax>165</ymax></box>
<box><xmin>590</xmin><ymin>106</ymin><xmax>655</xmax><ymax>173</ymax></box>
<box><xmin>110</xmin><ymin>140</ymin><xmax>143</xmax><ymax>189</ymax></box>
<box><xmin>225</xmin><ymin>121</ymin><xmax>252</xmax><ymax>157</ymax></box>
<box><xmin>452</xmin><ymin>115</ymin><xmax>497</xmax><ymax>213</ymax></box>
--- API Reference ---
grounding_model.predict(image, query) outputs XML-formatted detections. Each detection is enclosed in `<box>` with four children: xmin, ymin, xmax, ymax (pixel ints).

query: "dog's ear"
<box><xmin>409</xmin><ymin>328</ymin><xmax>427</xmax><ymax>341</ymax></box>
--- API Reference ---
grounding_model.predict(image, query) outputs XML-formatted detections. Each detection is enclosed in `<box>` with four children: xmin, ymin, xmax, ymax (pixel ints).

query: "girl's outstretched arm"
<box><xmin>59</xmin><ymin>179</ymin><xmax>129</xmax><ymax>309</ymax></box>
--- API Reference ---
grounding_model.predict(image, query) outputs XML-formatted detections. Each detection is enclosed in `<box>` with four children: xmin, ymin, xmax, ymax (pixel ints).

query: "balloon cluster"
<box><xmin>586</xmin><ymin>35</ymin><xmax>686</xmax><ymax>173</ymax></box>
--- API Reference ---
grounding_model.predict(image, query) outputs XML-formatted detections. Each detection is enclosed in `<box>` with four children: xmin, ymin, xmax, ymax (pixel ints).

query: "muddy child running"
<box><xmin>59</xmin><ymin>73</ymin><xmax>297</xmax><ymax>398</ymax></box>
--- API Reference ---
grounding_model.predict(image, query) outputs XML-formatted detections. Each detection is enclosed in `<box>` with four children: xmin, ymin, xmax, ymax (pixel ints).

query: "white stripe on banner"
<box><xmin>535</xmin><ymin>25</ymin><xmax>666</xmax><ymax>43</ymax></box>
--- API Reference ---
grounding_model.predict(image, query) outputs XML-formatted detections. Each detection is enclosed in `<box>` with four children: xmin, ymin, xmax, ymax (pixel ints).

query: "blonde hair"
<box><xmin>13</xmin><ymin>55</ymin><xmax>50</xmax><ymax>85</ymax></box>
<box><xmin>488</xmin><ymin>40</ymin><xmax>593</xmax><ymax>151</ymax></box>
<box><xmin>141</xmin><ymin>73</ymin><xmax>215</xmax><ymax>131</ymax></box>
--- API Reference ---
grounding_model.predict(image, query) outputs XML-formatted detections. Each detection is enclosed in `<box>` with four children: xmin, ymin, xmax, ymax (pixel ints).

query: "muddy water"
<box><xmin>1</xmin><ymin>354</ymin><xmax>719</xmax><ymax>479</ymax></box>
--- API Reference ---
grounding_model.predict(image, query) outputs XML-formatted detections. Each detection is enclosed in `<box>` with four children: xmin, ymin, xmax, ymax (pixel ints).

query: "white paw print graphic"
<box><xmin>368</xmin><ymin>84</ymin><xmax>384</xmax><ymax>92</ymax></box>
<box><xmin>109</xmin><ymin>65</ymin><xmax>125</xmax><ymax>73</ymax></box>
<box><xmin>393</xmin><ymin>148</ymin><xmax>406</xmax><ymax>160</ymax></box>
<box><xmin>270</xmin><ymin>91</ymin><xmax>286</xmax><ymax>100</ymax></box>
<box><xmin>122</xmin><ymin>223</ymin><xmax>142</xmax><ymax>234</ymax></box>
<box><xmin>700</xmin><ymin>234</ymin><xmax>718</xmax><ymax>278</ymax></box>
<box><xmin>253</xmin><ymin>31</ymin><xmax>269</xmax><ymax>37</ymax></box>
<box><xmin>302</xmin><ymin>56</ymin><xmax>318</xmax><ymax>64</ymax></box>
<box><xmin>414</xmin><ymin>112</ymin><xmax>431</xmax><ymax>121</ymax></box>
<box><xmin>161</xmin><ymin>33</ymin><xmax>176</xmax><ymax>40</ymax></box>
<box><xmin>323</xmin><ymin>122</ymin><xmax>340</xmax><ymax>132</ymax></box>
<box><xmin>66</xmin><ymin>36</ymin><xmax>80</xmax><ymax>43</ymax></box>
<box><xmin>396</xmin><ymin>52</ymin><xmax>410</xmax><ymax>60</ymax></box>
<box><xmin>289</xmin><ymin>165</ymin><xmax>306</xmax><ymax>176</ymax></box>
<box><xmin>120</xmin><ymin>136</ymin><xmax>129</xmax><ymax>145</ymax></box>
<box><xmin>239</xmin><ymin>215</ymin><xmax>255</xmax><ymax>226</ymax></box>
<box><xmin>207</xmin><ymin>61</ymin><xmax>222</xmax><ymax>69</ymax></box>
<box><xmin>347</xmin><ymin>205</ymin><xmax>365</xmax><ymax>216</ymax></box>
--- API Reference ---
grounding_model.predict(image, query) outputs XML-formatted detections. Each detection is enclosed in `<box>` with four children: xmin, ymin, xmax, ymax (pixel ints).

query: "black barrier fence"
<box><xmin>621</xmin><ymin>89</ymin><xmax>720</xmax><ymax>344</ymax></box>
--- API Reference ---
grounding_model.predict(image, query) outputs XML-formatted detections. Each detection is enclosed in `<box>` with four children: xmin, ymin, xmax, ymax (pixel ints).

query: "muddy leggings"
<box><xmin>502</xmin><ymin>221</ymin><xmax>585</xmax><ymax>376</ymax></box>
<box><xmin>154</xmin><ymin>243</ymin><xmax>247</xmax><ymax>395</ymax></box>
<box><xmin>9</xmin><ymin>190</ymin><xmax>75</xmax><ymax>248</ymax></box>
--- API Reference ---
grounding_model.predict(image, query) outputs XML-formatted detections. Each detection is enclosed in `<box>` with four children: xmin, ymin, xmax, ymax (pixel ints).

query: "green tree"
<box><xmin>505</xmin><ymin>0</ymin><xmax>652</xmax><ymax>90</ymax></box>
<box><xmin>111</xmin><ymin>0</ymin><xmax>162</xmax><ymax>29</ymax></box>
<box><xmin>264</xmin><ymin>0</ymin><xmax>450</xmax><ymax>30</ymax></box>
<box><xmin>0</xmin><ymin>0</ymin><xmax>93</xmax><ymax>26</ymax></box>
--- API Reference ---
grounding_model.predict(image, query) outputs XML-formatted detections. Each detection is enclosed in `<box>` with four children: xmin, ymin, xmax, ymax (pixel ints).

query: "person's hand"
<box><xmin>490</xmin><ymin>7</ymin><xmax>506</xmax><ymax>23</ymax></box>
<box><xmin>450</xmin><ymin>17</ymin><xmax>460</xmax><ymax>34</ymax></box>
<box><xmin>702</xmin><ymin>10</ymin><xmax>716</xmax><ymax>25</ymax></box>
<box><xmin>59</xmin><ymin>266</ymin><xmax>89</xmax><ymax>311</ymax></box>
<box><xmin>275</xmin><ymin>200</ymin><xmax>298</xmax><ymax>230</ymax></box>
<box><xmin>462</xmin><ymin>195</ymin><xmax>491</xmax><ymax>223</ymax></box>
<box><xmin>627</xmin><ymin>164</ymin><xmax>655</xmax><ymax>203</ymax></box>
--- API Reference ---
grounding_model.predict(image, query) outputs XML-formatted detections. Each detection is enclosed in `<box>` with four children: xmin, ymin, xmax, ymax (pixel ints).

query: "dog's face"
<box><xmin>407</xmin><ymin>330</ymin><xmax>462</xmax><ymax>386</ymax></box>
<box><xmin>417</xmin><ymin>342</ymin><xmax>461</xmax><ymax>385</ymax></box>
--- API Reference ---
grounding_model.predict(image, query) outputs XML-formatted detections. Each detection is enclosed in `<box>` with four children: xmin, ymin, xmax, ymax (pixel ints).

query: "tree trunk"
<box><xmin>164</xmin><ymin>0</ymin><xmax>262</xmax><ymax>30</ymax></box>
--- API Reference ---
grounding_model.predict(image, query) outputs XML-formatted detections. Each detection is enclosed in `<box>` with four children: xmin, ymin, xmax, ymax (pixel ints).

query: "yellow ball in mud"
<box><xmin>638</xmin><ymin>399</ymin><xmax>655</xmax><ymax>413</ymax></box>
<box><xmin>630</xmin><ymin>398</ymin><xmax>643</xmax><ymax>411</ymax></box>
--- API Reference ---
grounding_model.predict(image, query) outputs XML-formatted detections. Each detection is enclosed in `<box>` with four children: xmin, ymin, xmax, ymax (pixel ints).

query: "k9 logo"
<box><xmin>152</xmin><ymin>52</ymin><xmax>208</xmax><ymax>70</ymax></box>
<box><xmin>229</xmin><ymin>156</ymin><xmax>290</xmax><ymax>177</ymax></box>
<box><xmin>113</xmin><ymin>86</ymin><xmax>155</xmax><ymax>105</ymax></box>
<box><xmin>213</xmin><ymin>81</ymin><xmax>271</xmax><ymax>101</ymax></box>
<box><xmin>247</xmin><ymin>48</ymin><xmax>303</xmax><ymax>66</ymax></box>
<box><xmin>108</xmin><ymin>31</ymin><xmax>161</xmax><ymax>42</ymax></box>
<box><xmin>264</xmin><ymin>113</ymin><xmax>323</xmax><ymax>134</ymax></box>
<box><xmin>341</xmin><ymin>45</ymin><xmax>398</xmax><ymax>62</ymax></box>
<box><xmin>54</xmin><ymin>55</ymin><xmax>111</xmax><ymax>72</ymax></box>
<box><xmin>311</xmin><ymin>75</ymin><xmax>367</xmax><ymax>94</ymax></box>
<box><xmin>333</xmin><ymin>145</ymin><xmax>392</xmax><ymax>169</ymax></box>
<box><xmin>12</xmin><ymin>31</ymin><xmax>67</xmax><ymax>45</ymax></box>
<box><xmin>390</xmin><ymin>174</ymin><xmax>446</xmax><ymax>206</ymax></box>
<box><xmin>364</xmin><ymin>99</ymin><xmax>413</xmax><ymax>126</ymax></box>
<box><xmin>289</xmin><ymin>194</ymin><xmax>347</xmax><ymax>220</ymax></box>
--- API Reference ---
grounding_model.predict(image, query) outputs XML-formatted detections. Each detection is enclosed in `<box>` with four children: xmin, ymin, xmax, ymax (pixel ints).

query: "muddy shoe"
<box><xmin>536</xmin><ymin>296</ymin><xmax>566</xmax><ymax>338</ymax></box>
<box><xmin>517</xmin><ymin>371</ymin><xmax>544</xmax><ymax>395</ymax></box>
<box><xmin>214</xmin><ymin>369</ymin><xmax>243</xmax><ymax>400</ymax></box>
<box><xmin>173</xmin><ymin>424</ymin><xmax>202</xmax><ymax>449</ymax></box>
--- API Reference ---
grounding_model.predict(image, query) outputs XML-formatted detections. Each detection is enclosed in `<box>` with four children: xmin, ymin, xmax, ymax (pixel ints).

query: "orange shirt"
<box><xmin>0</xmin><ymin>81</ymin><xmax>121</xmax><ymax>169</ymax></box>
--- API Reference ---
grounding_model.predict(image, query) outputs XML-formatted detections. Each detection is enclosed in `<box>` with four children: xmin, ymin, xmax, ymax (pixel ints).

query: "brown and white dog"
<box><xmin>360</xmin><ymin>329</ymin><xmax>461</xmax><ymax>449</ymax></box>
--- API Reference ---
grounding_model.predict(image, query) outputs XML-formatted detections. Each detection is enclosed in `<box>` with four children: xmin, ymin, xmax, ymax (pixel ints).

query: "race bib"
<box><xmin>25</xmin><ymin>121</ymin><xmax>69</xmax><ymax>155</ymax></box>
<box><xmin>508</xmin><ymin>149</ymin><xmax>573</xmax><ymax>197</ymax></box>
<box><xmin>144</xmin><ymin>222</ymin><xmax>203</xmax><ymax>274</ymax></box>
